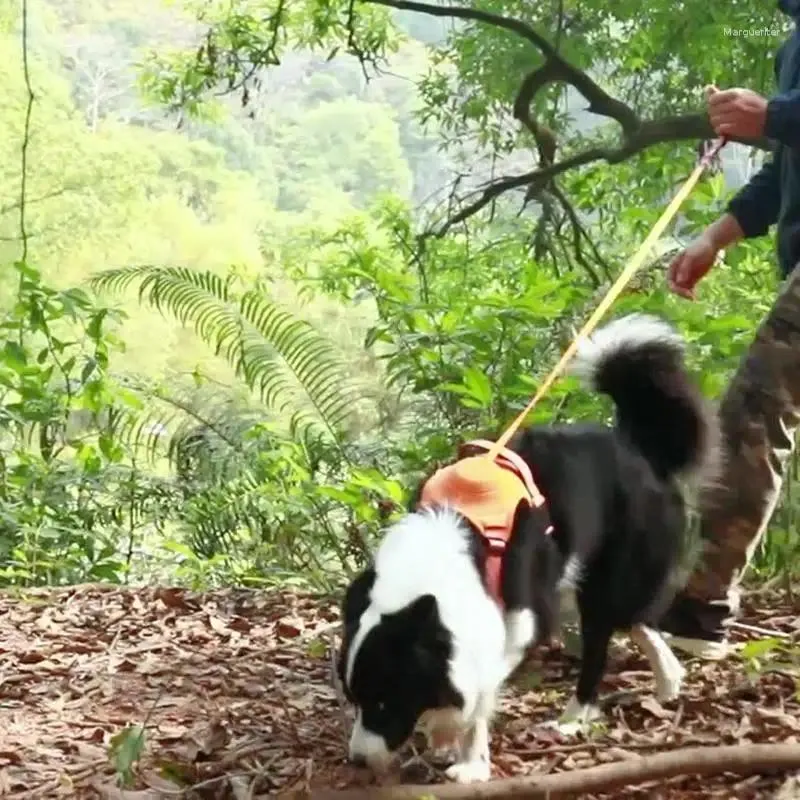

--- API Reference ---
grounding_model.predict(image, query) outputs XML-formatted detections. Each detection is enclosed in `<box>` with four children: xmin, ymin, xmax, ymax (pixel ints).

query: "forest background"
<box><xmin>0</xmin><ymin>0</ymin><xmax>792</xmax><ymax>595</ymax></box>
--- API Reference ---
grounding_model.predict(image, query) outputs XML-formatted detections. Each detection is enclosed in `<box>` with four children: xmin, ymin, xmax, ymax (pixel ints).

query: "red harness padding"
<box><xmin>417</xmin><ymin>439</ymin><xmax>552</xmax><ymax>607</ymax></box>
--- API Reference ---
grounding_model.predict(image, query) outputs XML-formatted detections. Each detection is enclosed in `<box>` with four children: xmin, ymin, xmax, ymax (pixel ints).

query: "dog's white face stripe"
<box><xmin>344</xmin><ymin>605</ymin><xmax>380</xmax><ymax>688</ymax></box>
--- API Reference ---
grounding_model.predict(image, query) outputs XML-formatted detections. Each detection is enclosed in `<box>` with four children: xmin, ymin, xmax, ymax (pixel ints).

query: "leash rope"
<box><xmin>486</xmin><ymin>136</ymin><xmax>727</xmax><ymax>459</ymax></box>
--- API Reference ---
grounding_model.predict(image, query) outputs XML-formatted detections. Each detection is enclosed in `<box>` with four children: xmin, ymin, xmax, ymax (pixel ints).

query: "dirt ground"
<box><xmin>2</xmin><ymin>584</ymin><xmax>800</xmax><ymax>799</ymax></box>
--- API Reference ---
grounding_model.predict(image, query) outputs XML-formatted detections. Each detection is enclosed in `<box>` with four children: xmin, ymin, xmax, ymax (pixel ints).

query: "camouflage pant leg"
<box><xmin>684</xmin><ymin>263</ymin><xmax>800</xmax><ymax>612</ymax></box>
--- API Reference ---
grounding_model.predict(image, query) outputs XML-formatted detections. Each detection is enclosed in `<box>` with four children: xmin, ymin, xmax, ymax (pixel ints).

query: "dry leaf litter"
<box><xmin>1</xmin><ymin>584</ymin><xmax>799</xmax><ymax>799</ymax></box>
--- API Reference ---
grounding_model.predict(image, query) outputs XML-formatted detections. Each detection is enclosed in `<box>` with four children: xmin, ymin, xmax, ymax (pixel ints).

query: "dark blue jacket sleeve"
<box><xmin>724</xmin><ymin>38</ymin><xmax>790</xmax><ymax>238</ymax></box>
<box><xmin>726</xmin><ymin>158</ymin><xmax>781</xmax><ymax>238</ymax></box>
<box><xmin>765</xmin><ymin>90</ymin><xmax>800</xmax><ymax>148</ymax></box>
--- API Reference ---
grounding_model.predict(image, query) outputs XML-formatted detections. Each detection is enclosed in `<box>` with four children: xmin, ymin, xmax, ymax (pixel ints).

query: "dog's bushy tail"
<box><xmin>571</xmin><ymin>313</ymin><xmax>720</xmax><ymax>484</ymax></box>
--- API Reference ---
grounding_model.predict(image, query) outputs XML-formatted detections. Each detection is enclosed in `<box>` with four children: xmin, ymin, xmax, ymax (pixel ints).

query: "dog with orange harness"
<box><xmin>336</xmin><ymin>313</ymin><xmax>720</xmax><ymax>783</ymax></box>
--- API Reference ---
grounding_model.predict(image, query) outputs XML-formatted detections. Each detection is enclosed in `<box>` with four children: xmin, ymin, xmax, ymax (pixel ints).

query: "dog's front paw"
<box><xmin>445</xmin><ymin>760</ymin><xmax>491</xmax><ymax>783</ymax></box>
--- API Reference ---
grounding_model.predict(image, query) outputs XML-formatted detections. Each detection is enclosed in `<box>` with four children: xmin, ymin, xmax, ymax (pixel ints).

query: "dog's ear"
<box><xmin>512</xmin><ymin>498</ymin><xmax>552</xmax><ymax>538</ymax></box>
<box><xmin>407</xmin><ymin>594</ymin><xmax>450</xmax><ymax>672</ymax></box>
<box><xmin>338</xmin><ymin>567</ymin><xmax>375</xmax><ymax>703</ymax></box>
<box><xmin>511</xmin><ymin>498</ymin><xmax>533</xmax><ymax>529</ymax></box>
<box><xmin>335</xmin><ymin>642</ymin><xmax>350</xmax><ymax>697</ymax></box>
<box><xmin>408</xmin><ymin>592</ymin><xmax>439</xmax><ymax>626</ymax></box>
<box><xmin>342</xmin><ymin>567</ymin><xmax>376</xmax><ymax>627</ymax></box>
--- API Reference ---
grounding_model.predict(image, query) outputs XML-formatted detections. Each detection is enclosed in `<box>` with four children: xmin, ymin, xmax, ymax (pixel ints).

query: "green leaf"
<box><xmin>162</xmin><ymin>540</ymin><xmax>200</xmax><ymax>561</ymax></box>
<box><xmin>307</xmin><ymin>638</ymin><xmax>328</xmax><ymax>658</ymax></box>
<box><xmin>90</xmin><ymin>266</ymin><xmax>357</xmax><ymax>446</ymax></box>
<box><xmin>462</xmin><ymin>366</ymin><xmax>493</xmax><ymax>408</ymax></box>
<box><xmin>80</xmin><ymin>358</ymin><xmax>97</xmax><ymax>385</ymax></box>
<box><xmin>2</xmin><ymin>341</ymin><xmax>27</xmax><ymax>371</ymax></box>
<box><xmin>740</xmin><ymin>637</ymin><xmax>784</xmax><ymax>661</ymax></box>
<box><xmin>89</xmin><ymin>562</ymin><xmax>123</xmax><ymax>582</ymax></box>
<box><xmin>109</xmin><ymin>724</ymin><xmax>146</xmax><ymax>787</ymax></box>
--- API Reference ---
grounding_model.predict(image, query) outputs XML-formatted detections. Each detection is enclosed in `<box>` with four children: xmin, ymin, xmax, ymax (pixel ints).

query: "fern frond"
<box><xmin>104</xmin><ymin>376</ymin><xmax>269</xmax><ymax>474</ymax></box>
<box><xmin>90</xmin><ymin>265</ymin><xmax>358</xmax><ymax>446</ymax></box>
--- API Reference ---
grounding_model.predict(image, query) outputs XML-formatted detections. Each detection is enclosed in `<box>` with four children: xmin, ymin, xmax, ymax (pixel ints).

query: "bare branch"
<box><xmin>434</xmin><ymin>146</ymin><xmax>609</xmax><ymax>238</ymax></box>
<box><xmin>513</xmin><ymin>63</ymin><xmax>560</xmax><ymax>166</ymax></box>
<box><xmin>361</xmin><ymin>0</ymin><xmax>773</xmax><ymax>236</ymax></box>
<box><xmin>362</xmin><ymin>0</ymin><xmax>639</xmax><ymax>133</ymax></box>
<box><xmin>550</xmin><ymin>183</ymin><xmax>611</xmax><ymax>282</ymax></box>
<box><xmin>432</xmin><ymin>111</ymin><xmax>771</xmax><ymax>238</ymax></box>
<box><xmin>0</xmin><ymin>187</ymin><xmax>75</xmax><ymax>217</ymax></box>
<box><xmin>299</xmin><ymin>742</ymin><xmax>800</xmax><ymax>800</ymax></box>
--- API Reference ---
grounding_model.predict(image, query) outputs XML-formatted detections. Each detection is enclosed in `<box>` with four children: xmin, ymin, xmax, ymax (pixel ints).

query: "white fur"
<box><xmin>349</xmin><ymin>710</ymin><xmax>393</xmax><ymax>771</ymax></box>
<box><xmin>543</xmin><ymin>694</ymin><xmax>604</xmax><ymax>736</ymax></box>
<box><xmin>570</xmin><ymin>313</ymin><xmax>683</xmax><ymax>388</ymax></box>
<box><xmin>346</xmin><ymin>507</ymin><xmax>508</xmax><ymax>781</ymax></box>
<box><xmin>503</xmin><ymin>608</ymin><xmax>536</xmax><ymax>677</ymax></box>
<box><xmin>629</xmin><ymin>624</ymin><xmax>686</xmax><ymax>702</ymax></box>
<box><xmin>445</xmin><ymin>717</ymin><xmax>491</xmax><ymax>783</ymax></box>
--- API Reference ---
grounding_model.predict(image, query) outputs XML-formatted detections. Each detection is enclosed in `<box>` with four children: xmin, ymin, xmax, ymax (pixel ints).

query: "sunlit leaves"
<box><xmin>90</xmin><ymin>264</ymin><xmax>358</xmax><ymax>446</ymax></box>
<box><xmin>140</xmin><ymin>0</ymin><xmax>399</xmax><ymax>113</ymax></box>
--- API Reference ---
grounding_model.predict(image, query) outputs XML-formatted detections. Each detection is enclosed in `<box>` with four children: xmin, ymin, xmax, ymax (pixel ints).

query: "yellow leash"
<box><xmin>486</xmin><ymin>137</ymin><xmax>727</xmax><ymax>459</ymax></box>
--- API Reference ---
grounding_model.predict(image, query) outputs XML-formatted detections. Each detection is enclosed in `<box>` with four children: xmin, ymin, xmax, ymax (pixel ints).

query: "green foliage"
<box><xmin>738</xmin><ymin>637</ymin><xmax>800</xmax><ymax>689</ymax></box>
<box><xmin>139</xmin><ymin>0</ymin><xmax>399</xmax><ymax>114</ymax></box>
<box><xmin>90</xmin><ymin>264</ymin><xmax>359</xmax><ymax>446</ymax></box>
<box><xmin>0</xmin><ymin>0</ymin><xmax>797</xmax><ymax>596</ymax></box>
<box><xmin>0</xmin><ymin>259</ymin><xmax>174</xmax><ymax>586</ymax></box>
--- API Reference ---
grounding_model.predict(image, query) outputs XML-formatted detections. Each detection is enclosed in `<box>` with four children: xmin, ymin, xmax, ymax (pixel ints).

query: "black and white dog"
<box><xmin>336</xmin><ymin>314</ymin><xmax>719</xmax><ymax>783</ymax></box>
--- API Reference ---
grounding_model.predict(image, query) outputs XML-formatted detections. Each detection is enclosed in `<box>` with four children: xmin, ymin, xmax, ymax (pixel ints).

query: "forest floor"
<box><xmin>2</xmin><ymin>584</ymin><xmax>800</xmax><ymax>799</ymax></box>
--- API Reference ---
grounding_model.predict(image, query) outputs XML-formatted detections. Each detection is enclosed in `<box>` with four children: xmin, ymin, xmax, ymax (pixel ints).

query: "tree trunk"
<box><xmin>684</xmin><ymin>262</ymin><xmax>800</xmax><ymax>613</ymax></box>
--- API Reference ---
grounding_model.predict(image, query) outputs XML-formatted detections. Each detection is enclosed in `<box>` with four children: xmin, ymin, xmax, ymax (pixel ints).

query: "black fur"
<box><xmin>488</xmin><ymin>319</ymin><xmax>714</xmax><ymax>710</ymax></box>
<box><xmin>338</xmin><ymin>584</ymin><xmax>464</xmax><ymax>750</ymax></box>
<box><xmin>501</xmin><ymin>423</ymin><xmax>688</xmax><ymax>706</ymax></box>
<box><xmin>338</xmin><ymin>314</ymin><xmax>716</xmax><ymax>767</ymax></box>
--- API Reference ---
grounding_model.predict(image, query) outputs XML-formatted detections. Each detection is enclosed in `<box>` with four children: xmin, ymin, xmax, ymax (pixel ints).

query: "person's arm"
<box><xmin>765</xmin><ymin>90</ymin><xmax>800</xmax><ymax>148</ymax></box>
<box><xmin>725</xmin><ymin>157</ymin><xmax>781</xmax><ymax>239</ymax></box>
<box><xmin>703</xmin><ymin>212</ymin><xmax>745</xmax><ymax>250</ymax></box>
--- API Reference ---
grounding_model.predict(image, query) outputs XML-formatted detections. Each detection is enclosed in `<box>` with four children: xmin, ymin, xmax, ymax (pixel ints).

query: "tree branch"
<box><xmin>362</xmin><ymin>0</ymin><xmax>639</xmax><ymax>134</ymax></box>
<box><xmin>432</xmin><ymin>111</ymin><xmax>771</xmax><ymax>238</ymax></box>
<box><xmin>290</xmin><ymin>742</ymin><xmax>800</xmax><ymax>800</ymax></box>
<box><xmin>513</xmin><ymin>64</ymin><xmax>560</xmax><ymax>166</ymax></box>
<box><xmin>360</xmin><ymin>0</ymin><xmax>773</xmax><ymax>236</ymax></box>
<box><xmin>434</xmin><ymin>146</ymin><xmax>610</xmax><ymax>238</ymax></box>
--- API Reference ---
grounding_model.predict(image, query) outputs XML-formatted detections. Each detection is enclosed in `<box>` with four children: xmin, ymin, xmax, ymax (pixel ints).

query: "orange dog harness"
<box><xmin>417</xmin><ymin>439</ymin><xmax>552</xmax><ymax>606</ymax></box>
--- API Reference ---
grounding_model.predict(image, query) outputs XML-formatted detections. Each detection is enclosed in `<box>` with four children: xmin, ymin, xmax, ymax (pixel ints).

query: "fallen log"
<box><xmin>282</xmin><ymin>743</ymin><xmax>800</xmax><ymax>800</ymax></box>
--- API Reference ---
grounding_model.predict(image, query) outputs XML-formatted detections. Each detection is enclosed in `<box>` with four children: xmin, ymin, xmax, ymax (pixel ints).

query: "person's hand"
<box><xmin>706</xmin><ymin>84</ymin><xmax>768</xmax><ymax>138</ymax></box>
<box><xmin>667</xmin><ymin>235</ymin><xmax>720</xmax><ymax>300</ymax></box>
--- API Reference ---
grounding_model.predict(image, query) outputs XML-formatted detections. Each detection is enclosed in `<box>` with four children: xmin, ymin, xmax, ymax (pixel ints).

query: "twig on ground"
<box><xmin>271</xmin><ymin>682</ymin><xmax>304</xmax><ymax>746</ymax></box>
<box><xmin>508</xmin><ymin>734</ymin><xmax>715</xmax><ymax>757</ymax></box>
<box><xmin>728</xmin><ymin>621</ymin><xmax>791</xmax><ymax>639</ymax></box>
<box><xmin>198</xmin><ymin>741</ymin><xmax>285</xmax><ymax>778</ymax></box>
<box><xmin>288</xmin><ymin>743</ymin><xmax>800</xmax><ymax>799</ymax></box>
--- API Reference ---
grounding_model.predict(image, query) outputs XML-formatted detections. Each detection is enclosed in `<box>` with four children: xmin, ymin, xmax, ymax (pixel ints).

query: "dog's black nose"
<box><xmin>349</xmin><ymin>754</ymin><xmax>368</xmax><ymax>768</ymax></box>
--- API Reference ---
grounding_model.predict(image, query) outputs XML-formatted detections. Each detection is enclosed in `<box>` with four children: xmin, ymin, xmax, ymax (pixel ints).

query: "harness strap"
<box><xmin>458</xmin><ymin>439</ymin><xmax>546</xmax><ymax>507</ymax></box>
<box><xmin>418</xmin><ymin>440</ymin><xmax>554</xmax><ymax>608</ymax></box>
